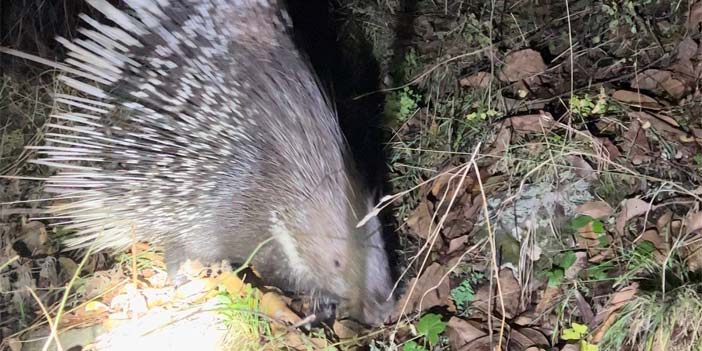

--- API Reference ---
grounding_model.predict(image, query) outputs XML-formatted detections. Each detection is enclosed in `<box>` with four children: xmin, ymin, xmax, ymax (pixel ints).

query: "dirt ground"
<box><xmin>2</xmin><ymin>0</ymin><xmax>702</xmax><ymax>350</ymax></box>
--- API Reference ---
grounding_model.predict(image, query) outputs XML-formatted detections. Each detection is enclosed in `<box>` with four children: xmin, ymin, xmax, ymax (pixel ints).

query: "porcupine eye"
<box><xmin>334</xmin><ymin>259</ymin><xmax>341</xmax><ymax>268</ymax></box>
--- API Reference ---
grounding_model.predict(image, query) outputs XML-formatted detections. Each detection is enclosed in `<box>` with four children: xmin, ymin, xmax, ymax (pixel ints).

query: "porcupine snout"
<box><xmin>267</xmin><ymin>173</ymin><xmax>394</xmax><ymax>325</ymax></box>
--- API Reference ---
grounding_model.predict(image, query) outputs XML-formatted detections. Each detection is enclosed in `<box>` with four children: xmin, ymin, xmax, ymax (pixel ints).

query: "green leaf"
<box><xmin>585</xmin><ymin>262</ymin><xmax>612</xmax><ymax>281</ymax></box>
<box><xmin>591</xmin><ymin>220</ymin><xmax>605</xmax><ymax>234</ymax></box>
<box><xmin>571</xmin><ymin>215</ymin><xmax>593</xmax><ymax>229</ymax></box>
<box><xmin>581</xmin><ymin>340</ymin><xmax>599</xmax><ymax>351</ymax></box>
<box><xmin>562</xmin><ymin>322</ymin><xmax>588</xmax><ymax>340</ymax></box>
<box><xmin>403</xmin><ymin>340</ymin><xmax>427</xmax><ymax>351</ymax></box>
<box><xmin>416</xmin><ymin>313</ymin><xmax>447</xmax><ymax>346</ymax></box>
<box><xmin>636</xmin><ymin>241</ymin><xmax>655</xmax><ymax>256</ymax></box>
<box><xmin>547</xmin><ymin>268</ymin><xmax>564</xmax><ymax>287</ymax></box>
<box><xmin>559</xmin><ymin>251</ymin><xmax>577</xmax><ymax>270</ymax></box>
<box><xmin>451</xmin><ymin>280</ymin><xmax>476</xmax><ymax>311</ymax></box>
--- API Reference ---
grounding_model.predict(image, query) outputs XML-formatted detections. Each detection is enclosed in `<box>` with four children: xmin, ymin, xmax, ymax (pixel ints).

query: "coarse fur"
<box><xmin>30</xmin><ymin>0</ymin><xmax>393</xmax><ymax>325</ymax></box>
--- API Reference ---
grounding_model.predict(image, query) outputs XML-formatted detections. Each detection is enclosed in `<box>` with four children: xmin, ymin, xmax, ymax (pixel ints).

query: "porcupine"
<box><xmin>28</xmin><ymin>0</ymin><xmax>393</xmax><ymax>325</ymax></box>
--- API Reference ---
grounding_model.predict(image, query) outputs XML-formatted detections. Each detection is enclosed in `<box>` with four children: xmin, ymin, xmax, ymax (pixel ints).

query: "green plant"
<box><xmin>415</xmin><ymin>313</ymin><xmax>447</xmax><ymax>347</ymax></box>
<box><xmin>216</xmin><ymin>284</ymin><xmax>271</xmax><ymax>348</ymax></box>
<box><xmin>570</xmin><ymin>91</ymin><xmax>608</xmax><ymax>117</ymax></box>
<box><xmin>693</xmin><ymin>154</ymin><xmax>702</xmax><ymax>167</ymax></box>
<box><xmin>466</xmin><ymin>107</ymin><xmax>500</xmax><ymax>121</ymax></box>
<box><xmin>601</xmin><ymin>0</ymin><xmax>658</xmax><ymax>34</ymax></box>
<box><xmin>451</xmin><ymin>271</ymin><xmax>484</xmax><ymax>311</ymax></box>
<box><xmin>572</xmin><ymin>215</ymin><xmax>607</xmax><ymax>246</ymax></box>
<box><xmin>402</xmin><ymin>340</ymin><xmax>425</xmax><ymax>351</ymax></box>
<box><xmin>384</xmin><ymin>87</ymin><xmax>420</xmax><ymax>123</ymax></box>
<box><xmin>546</xmin><ymin>250</ymin><xmax>577</xmax><ymax>287</ymax></box>
<box><xmin>584</xmin><ymin>261</ymin><xmax>614</xmax><ymax>281</ymax></box>
<box><xmin>561</xmin><ymin>322</ymin><xmax>598</xmax><ymax>351</ymax></box>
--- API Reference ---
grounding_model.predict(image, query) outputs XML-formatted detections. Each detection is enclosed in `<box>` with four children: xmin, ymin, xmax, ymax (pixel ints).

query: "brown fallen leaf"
<box><xmin>275</xmin><ymin>332</ymin><xmax>330</xmax><ymax>351</ymax></box>
<box><xmin>499</xmin><ymin>49</ymin><xmax>547</xmax><ymax>82</ymax></box>
<box><xmin>573</xmin><ymin>289</ymin><xmax>595</xmax><ymax>324</ymax></box>
<box><xmin>510</xmin><ymin>327</ymin><xmax>550</xmax><ymax>350</ymax></box>
<box><xmin>392</xmin><ymin>263</ymin><xmax>452</xmax><ymax>319</ymax></box>
<box><xmin>686</xmin><ymin>211</ymin><xmax>702</xmax><ymax>234</ymax></box>
<box><xmin>676</xmin><ymin>37</ymin><xmax>699</xmax><ymax>61</ymax></box>
<box><xmin>486</xmin><ymin>123</ymin><xmax>512</xmax><ymax>173</ymax></box>
<box><xmin>333</xmin><ymin>319</ymin><xmax>361</xmax><ymax>340</ymax></box>
<box><xmin>473</xmin><ymin>269</ymin><xmax>522</xmax><ymax>319</ymax></box>
<box><xmin>506</xmin><ymin>112</ymin><xmax>556</xmax><ymax>134</ymax></box>
<box><xmin>629</xmin><ymin>111</ymin><xmax>687</xmax><ymax>139</ymax></box>
<box><xmin>576</xmin><ymin>222</ymin><xmax>613</xmax><ymax>261</ymax></box>
<box><xmin>518</xmin><ymin>327</ymin><xmax>550</xmax><ymax>348</ymax></box>
<box><xmin>621</xmin><ymin>119</ymin><xmax>653</xmax><ymax>165</ymax></box>
<box><xmin>575</xmin><ymin>201</ymin><xmax>614</xmax><ymax>219</ymax></box>
<box><xmin>406</xmin><ymin>201</ymin><xmax>435</xmax><ymax>240</ymax></box>
<box><xmin>630</xmin><ymin>69</ymin><xmax>687</xmax><ymax>99</ymax></box>
<box><xmin>612</xmin><ymin>90</ymin><xmax>662</xmax><ymax>109</ymax></box>
<box><xmin>599</xmin><ymin>137</ymin><xmax>622</xmax><ymax>160</ymax></box>
<box><xmin>458</xmin><ymin>335</ymin><xmax>499</xmax><ymax>351</ymax></box>
<box><xmin>446</xmin><ymin>317</ymin><xmax>487</xmax><ymax>350</ymax></box>
<box><xmin>567</xmin><ymin>155</ymin><xmax>597</xmax><ymax>181</ymax></box>
<box><xmin>592</xmin><ymin>283</ymin><xmax>639</xmax><ymax>342</ymax></box>
<box><xmin>261</xmin><ymin>291</ymin><xmax>302</xmax><ymax>325</ymax></box>
<box><xmin>448</xmin><ymin>235</ymin><xmax>470</xmax><ymax>254</ymax></box>
<box><xmin>639</xmin><ymin>229</ymin><xmax>668</xmax><ymax>264</ymax></box>
<box><xmin>459</xmin><ymin>71</ymin><xmax>493</xmax><ymax>88</ymax></box>
<box><xmin>615</xmin><ymin>198</ymin><xmax>653</xmax><ymax>235</ymax></box>
<box><xmin>683</xmin><ymin>211</ymin><xmax>702</xmax><ymax>272</ymax></box>
<box><xmin>687</xmin><ymin>1</ymin><xmax>702</xmax><ymax>32</ymax></box>
<box><xmin>534</xmin><ymin>286</ymin><xmax>563</xmax><ymax>315</ymax></box>
<box><xmin>561</xmin><ymin>344</ymin><xmax>580</xmax><ymax>351</ymax></box>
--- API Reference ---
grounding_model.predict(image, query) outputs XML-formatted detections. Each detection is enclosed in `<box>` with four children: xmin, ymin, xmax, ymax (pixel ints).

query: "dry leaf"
<box><xmin>261</xmin><ymin>291</ymin><xmax>301</xmax><ymax>325</ymax></box>
<box><xmin>392</xmin><ymin>263</ymin><xmax>451</xmax><ymax>318</ymax></box>
<box><xmin>277</xmin><ymin>332</ymin><xmax>330</xmax><ymax>351</ymax></box>
<box><xmin>458</xmin><ymin>335</ymin><xmax>497</xmax><ymax>351</ymax></box>
<box><xmin>567</xmin><ymin>155</ymin><xmax>597</xmax><ymax>181</ymax></box>
<box><xmin>621</xmin><ymin>119</ymin><xmax>653</xmax><ymax>165</ymax></box>
<box><xmin>629</xmin><ymin>111</ymin><xmax>686</xmax><ymax>138</ymax></box>
<box><xmin>687</xmin><ymin>1</ymin><xmax>702</xmax><ymax>32</ymax></box>
<box><xmin>630</xmin><ymin>69</ymin><xmax>686</xmax><ymax>99</ymax></box>
<box><xmin>615</xmin><ymin>198</ymin><xmax>653</xmax><ymax>234</ymax></box>
<box><xmin>215</xmin><ymin>271</ymin><xmax>247</xmax><ymax>297</ymax></box>
<box><xmin>5</xmin><ymin>337</ymin><xmax>21</xmax><ymax>351</ymax></box>
<box><xmin>640</xmin><ymin>229</ymin><xmax>668</xmax><ymax>264</ymax></box>
<box><xmin>534</xmin><ymin>286</ymin><xmax>562</xmax><ymax>315</ymax></box>
<box><xmin>499</xmin><ymin>49</ymin><xmax>547</xmax><ymax>82</ymax></box>
<box><xmin>448</xmin><ymin>235</ymin><xmax>470</xmax><ymax>254</ymax></box>
<box><xmin>446</xmin><ymin>317</ymin><xmax>487</xmax><ymax>350</ymax></box>
<box><xmin>407</xmin><ymin>201</ymin><xmax>434</xmax><ymax>240</ymax></box>
<box><xmin>564</xmin><ymin>252</ymin><xmax>589</xmax><ymax>280</ymax></box>
<box><xmin>459</xmin><ymin>72</ymin><xmax>493</xmax><ymax>88</ymax></box>
<box><xmin>573</xmin><ymin>289</ymin><xmax>595</xmax><ymax>324</ymax></box>
<box><xmin>333</xmin><ymin>320</ymin><xmax>360</xmax><ymax>340</ymax></box>
<box><xmin>510</xmin><ymin>327</ymin><xmax>550</xmax><ymax>350</ymax></box>
<box><xmin>612</xmin><ymin>90</ymin><xmax>662</xmax><ymax>109</ymax></box>
<box><xmin>491</xmin><ymin>121</ymin><xmax>512</xmax><ymax>155</ymax></box>
<box><xmin>473</xmin><ymin>269</ymin><xmax>522</xmax><ymax>319</ymax></box>
<box><xmin>686</xmin><ymin>211</ymin><xmax>702</xmax><ymax>234</ymax></box>
<box><xmin>507</xmin><ymin>113</ymin><xmax>556</xmax><ymax>134</ymax></box>
<box><xmin>676</xmin><ymin>36</ymin><xmax>698</xmax><ymax>61</ymax></box>
<box><xmin>575</xmin><ymin>201</ymin><xmax>614</xmax><ymax>219</ymax></box>
<box><xmin>592</xmin><ymin>283</ymin><xmax>639</xmax><ymax>342</ymax></box>
<box><xmin>599</xmin><ymin>137</ymin><xmax>622</xmax><ymax>160</ymax></box>
<box><xmin>576</xmin><ymin>222</ymin><xmax>612</xmax><ymax>261</ymax></box>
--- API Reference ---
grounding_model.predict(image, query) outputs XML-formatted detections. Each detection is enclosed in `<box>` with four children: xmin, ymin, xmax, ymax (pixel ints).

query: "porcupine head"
<box><xmin>32</xmin><ymin>0</ymin><xmax>394</xmax><ymax>325</ymax></box>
